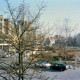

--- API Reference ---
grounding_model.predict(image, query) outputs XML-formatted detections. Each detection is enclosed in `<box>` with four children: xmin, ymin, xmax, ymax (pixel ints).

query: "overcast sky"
<box><xmin>0</xmin><ymin>0</ymin><xmax>80</xmax><ymax>36</ymax></box>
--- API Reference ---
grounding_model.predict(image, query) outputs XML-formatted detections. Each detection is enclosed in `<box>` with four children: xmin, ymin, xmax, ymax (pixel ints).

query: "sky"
<box><xmin>0</xmin><ymin>0</ymin><xmax>80</xmax><ymax>36</ymax></box>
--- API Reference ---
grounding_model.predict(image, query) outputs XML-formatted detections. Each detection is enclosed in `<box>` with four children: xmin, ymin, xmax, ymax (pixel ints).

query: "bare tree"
<box><xmin>0</xmin><ymin>0</ymin><xmax>49</xmax><ymax>80</ymax></box>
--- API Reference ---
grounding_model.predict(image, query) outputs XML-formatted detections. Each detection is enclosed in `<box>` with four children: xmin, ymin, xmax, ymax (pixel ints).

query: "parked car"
<box><xmin>69</xmin><ymin>65</ymin><xmax>73</xmax><ymax>69</ymax></box>
<box><xmin>0</xmin><ymin>55</ymin><xmax>6</xmax><ymax>58</ymax></box>
<box><xmin>8</xmin><ymin>52</ymin><xmax>14</xmax><ymax>56</ymax></box>
<box><xmin>35</xmin><ymin>62</ymin><xmax>51</xmax><ymax>68</ymax></box>
<box><xmin>50</xmin><ymin>63</ymin><xmax>69</xmax><ymax>71</ymax></box>
<box><xmin>42</xmin><ymin>62</ymin><xmax>51</xmax><ymax>68</ymax></box>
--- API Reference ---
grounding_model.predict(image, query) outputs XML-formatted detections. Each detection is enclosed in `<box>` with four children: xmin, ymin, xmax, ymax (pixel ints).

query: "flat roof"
<box><xmin>0</xmin><ymin>43</ymin><xmax>10</xmax><ymax>46</ymax></box>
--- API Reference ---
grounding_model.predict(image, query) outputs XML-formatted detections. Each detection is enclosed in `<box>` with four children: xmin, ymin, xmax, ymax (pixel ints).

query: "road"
<box><xmin>23</xmin><ymin>67</ymin><xmax>80</xmax><ymax>80</ymax></box>
<box><xmin>0</xmin><ymin>66</ymin><xmax>80</xmax><ymax>80</ymax></box>
<box><xmin>42</xmin><ymin>67</ymin><xmax>80</xmax><ymax>80</ymax></box>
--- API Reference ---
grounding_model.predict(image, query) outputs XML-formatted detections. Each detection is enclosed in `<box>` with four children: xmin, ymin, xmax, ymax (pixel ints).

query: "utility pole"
<box><xmin>73</xmin><ymin>55</ymin><xmax>77</xmax><ymax>70</ymax></box>
<box><xmin>65</xmin><ymin>55</ymin><xmax>66</xmax><ymax>64</ymax></box>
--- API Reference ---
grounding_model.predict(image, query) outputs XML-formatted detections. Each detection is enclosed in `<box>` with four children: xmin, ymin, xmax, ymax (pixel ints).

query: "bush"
<box><xmin>65</xmin><ymin>53</ymin><xmax>75</xmax><ymax>59</ymax></box>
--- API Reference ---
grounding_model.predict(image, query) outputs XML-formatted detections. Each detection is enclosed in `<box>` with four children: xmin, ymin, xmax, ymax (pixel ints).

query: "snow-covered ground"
<box><xmin>42</xmin><ymin>67</ymin><xmax>80</xmax><ymax>80</ymax></box>
<box><xmin>27</xmin><ymin>67</ymin><xmax>80</xmax><ymax>80</ymax></box>
<box><xmin>0</xmin><ymin>67</ymin><xmax>80</xmax><ymax>80</ymax></box>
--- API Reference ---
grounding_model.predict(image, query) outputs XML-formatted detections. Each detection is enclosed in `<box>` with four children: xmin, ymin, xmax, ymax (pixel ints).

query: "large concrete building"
<box><xmin>0</xmin><ymin>15</ymin><xmax>12</xmax><ymax>51</ymax></box>
<box><xmin>17</xmin><ymin>18</ymin><xmax>36</xmax><ymax>40</ymax></box>
<box><xmin>0</xmin><ymin>15</ymin><xmax>12</xmax><ymax>34</ymax></box>
<box><xmin>0</xmin><ymin>15</ymin><xmax>4</xmax><ymax>33</ymax></box>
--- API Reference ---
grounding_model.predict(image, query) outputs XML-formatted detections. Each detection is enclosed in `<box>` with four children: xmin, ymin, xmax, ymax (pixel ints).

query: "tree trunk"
<box><xmin>19</xmin><ymin>53</ymin><xmax>24</xmax><ymax>80</ymax></box>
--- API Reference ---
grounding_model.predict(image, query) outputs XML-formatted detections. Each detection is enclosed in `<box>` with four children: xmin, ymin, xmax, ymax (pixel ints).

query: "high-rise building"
<box><xmin>0</xmin><ymin>15</ymin><xmax>4</xmax><ymax>33</ymax></box>
<box><xmin>0</xmin><ymin>15</ymin><xmax>12</xmax><ymax>34</ymax></box>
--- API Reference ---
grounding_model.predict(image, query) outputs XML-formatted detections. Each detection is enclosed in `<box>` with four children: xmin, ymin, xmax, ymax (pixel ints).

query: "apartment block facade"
<box><xmin>0</xmin><ymin>15</ymin><xmax>12</xmax><ymax>34</ymax></box>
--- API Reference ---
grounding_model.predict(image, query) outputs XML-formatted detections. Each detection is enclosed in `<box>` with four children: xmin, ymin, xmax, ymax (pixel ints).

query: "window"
<box><xmin>0</xmin><ymin>23</ymin><xmax>2</xmax><ymax>26</ymax></box>
<box><xmin>0</xmin><ymin>19</ymin><xmax>2</xmax><ymax>21</ymax></box>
